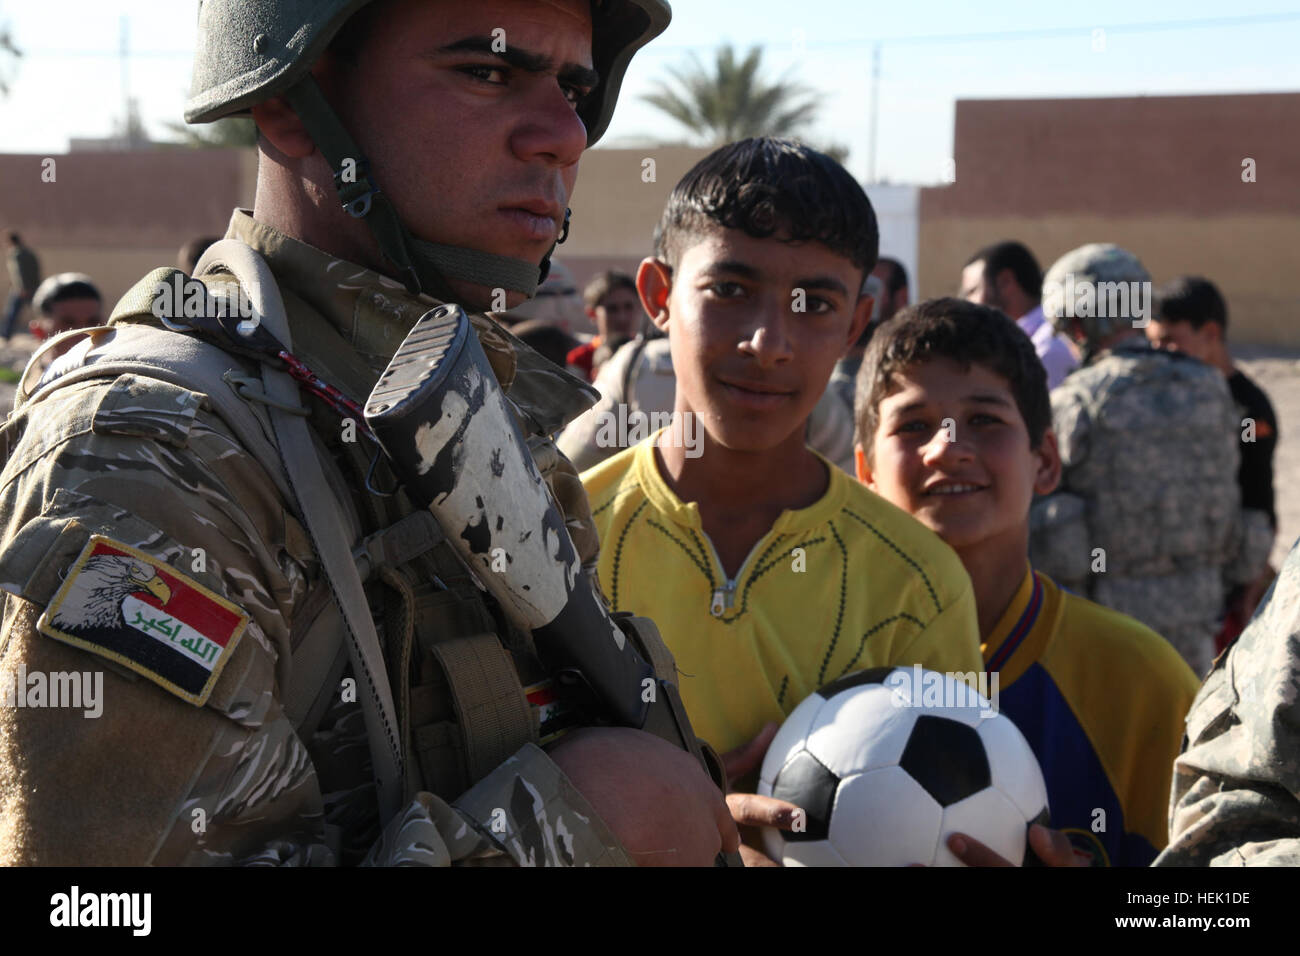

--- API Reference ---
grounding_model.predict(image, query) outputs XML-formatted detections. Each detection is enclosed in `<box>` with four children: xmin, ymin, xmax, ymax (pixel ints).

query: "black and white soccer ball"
<box><xmin>758</xmin><ymin>666</ymin><xmax>1049</xmax><ymax>866</ymax></box>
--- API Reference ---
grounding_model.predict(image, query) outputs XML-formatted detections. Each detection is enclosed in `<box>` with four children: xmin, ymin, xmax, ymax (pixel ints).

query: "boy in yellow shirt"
<box><xmin>582</xmin><ymin>138</ymin><xmax>983</xmax><ymax>780</ymax></box>
<box><xmin>854</xmin><ymin>298</ymin><xmax>1199</xmax><ymax>865</ymax></box>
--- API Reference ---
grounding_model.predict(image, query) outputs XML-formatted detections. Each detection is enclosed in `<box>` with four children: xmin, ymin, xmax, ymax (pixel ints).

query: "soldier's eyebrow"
<box><xmin>438</xmin><ymin>36</ymin><xmax>601</xmax><ymax>90</ymax></box>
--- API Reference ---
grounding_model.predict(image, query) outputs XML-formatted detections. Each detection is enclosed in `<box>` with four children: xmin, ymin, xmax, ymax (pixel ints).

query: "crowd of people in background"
<box><xmin>2</xmin><ymin>134</ymin><xmax>1283</xmax><ymax>867</ymax></box>
<box><xmin>8</xmin><ymin>143</ymin><xmax>1277</xmax><ymax>696</ymax></box>
<box><xmin>482</xmin><ymin>200</ymin><xmax>1279</xmax><ymax>683</ymax></box>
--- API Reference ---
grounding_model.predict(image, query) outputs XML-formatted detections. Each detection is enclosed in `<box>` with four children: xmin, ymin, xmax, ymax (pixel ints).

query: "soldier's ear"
<box><xmin>637</xmin><ymin>257</ymin><xmax>673</xmax><ymax>333</ymax></box>
<box><xmin>250</xmin><ymin>95</ymin><xmax>316</xmax><ymax>159</ymax></box>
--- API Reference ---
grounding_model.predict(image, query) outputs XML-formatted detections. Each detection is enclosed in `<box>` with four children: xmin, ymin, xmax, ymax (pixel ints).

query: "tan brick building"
<box><xmin>4</xmin><ymin>93</ymin><xmax>1297</xmax><ymax>346</ymax></box>
<box><xmin>918</xmin><ymin>92</ymin><xmax>1300</xmax><ymax>347</ymax></box>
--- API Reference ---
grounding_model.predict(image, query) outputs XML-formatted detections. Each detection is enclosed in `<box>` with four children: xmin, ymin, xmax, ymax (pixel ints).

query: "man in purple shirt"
<box><xmin>961</xmin><ymin>240</ymin><xmax>1078</xmax><ymax>389</ymax></box>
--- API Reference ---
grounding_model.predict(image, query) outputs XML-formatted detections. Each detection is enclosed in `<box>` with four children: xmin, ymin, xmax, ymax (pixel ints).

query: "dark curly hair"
<box><xmin>653</xmin><ymin>138</ymin><xmax>879</xmax><ymax>279</ymax></box>
<box><xmin>854</xmin><ymin>297</ymin><xmax>1051</xmax><ymax>458</ymax></box>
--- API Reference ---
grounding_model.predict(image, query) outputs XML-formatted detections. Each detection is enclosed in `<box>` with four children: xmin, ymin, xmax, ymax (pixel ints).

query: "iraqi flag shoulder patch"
<box><xmin>37</xmin><ymin>535</ymin><xmax>248</xmax><ymax>706</ymax></box>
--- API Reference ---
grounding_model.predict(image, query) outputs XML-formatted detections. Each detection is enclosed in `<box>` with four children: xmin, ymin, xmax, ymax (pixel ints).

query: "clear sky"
<box><xmin>1</xmin><ymin>1</ymin><xmax>1298</xmax><ymax>184</ymax></box>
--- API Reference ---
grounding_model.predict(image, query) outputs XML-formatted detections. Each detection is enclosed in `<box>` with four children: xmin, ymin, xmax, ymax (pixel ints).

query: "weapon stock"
<box><xmin>364</xmin><ymin>306</ymin><xmax>728</xmax><ymax>833</ymax></box>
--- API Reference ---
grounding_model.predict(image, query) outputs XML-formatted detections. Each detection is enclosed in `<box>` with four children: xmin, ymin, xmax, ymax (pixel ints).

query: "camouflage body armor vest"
<box><xmin>11</xmin><ymin>254</ymin><xmax>684</xmax><ymax>837</ymax></box>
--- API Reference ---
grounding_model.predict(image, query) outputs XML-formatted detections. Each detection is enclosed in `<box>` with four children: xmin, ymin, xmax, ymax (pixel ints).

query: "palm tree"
<box><xmin>641</xmin><ymin>45</ymin><xmax>820</xmax><ymax>145</ymax></box>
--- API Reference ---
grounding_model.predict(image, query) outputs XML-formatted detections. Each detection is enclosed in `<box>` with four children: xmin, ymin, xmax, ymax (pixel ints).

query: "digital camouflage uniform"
<box><xmin>0</xmin><ymin>0</ymin><xmax>679</xmax><ymax>865</ymax></box>
<box><xmin>0</xmin><ymin>211</ymin><xmax>627</xmax><ymax>865</ymax></box>
<box><xmin>1028</xmin><ymin>244</ymin><xmax>1267</xmax><ymax>677</ymax></box>
<box><xmin>1156</xmin><ymin>537</ymin><xmax>1300</xmax><ymax>866</ymax></box>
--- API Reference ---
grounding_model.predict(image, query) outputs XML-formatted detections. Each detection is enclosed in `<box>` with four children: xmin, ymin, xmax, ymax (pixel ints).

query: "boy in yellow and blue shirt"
<box><xmin>854</xmin><ymin>298</ymin><xmax>1199</xmax><ymax>866</ymax></box>
<box><xmin>581</xmin><ymin>139</ymin><xmax>983</xmax><ymax>767</ymax></box>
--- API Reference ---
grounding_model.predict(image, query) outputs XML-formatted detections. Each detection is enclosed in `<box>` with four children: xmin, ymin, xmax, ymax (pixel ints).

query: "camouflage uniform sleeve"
<box><xmin>0</xmin><ymin>374</ymin><xmax>337</xmax><ymax>865</ymax></box>
<box><xmin>1028</xmin><ymin>491</ymin><xmax>1092</xmax><ymax>588</ymax></box>
<box><xmin>1028</xmin><ymin>383</ymin><xmax>1093</xmax><ymax>588</ymax></box>
<box><xmin>365</xmin><ymin>744</ymin><xmax>632</xmax><ymax>866</ymax></box>
<box><xmin>1155</xmin><ymin>542</ymin><xmax>1300</xmax><ymax>866</ymax></box>
<box><xmin>1224</xmin><ymin>506</ymin><xmax>1274</xmax><ymax>589</ymax></box>
<box><xmin>1049</xmin><ymin>377</ymin><xmax>1091</xmax><ymax>472</ymax></box>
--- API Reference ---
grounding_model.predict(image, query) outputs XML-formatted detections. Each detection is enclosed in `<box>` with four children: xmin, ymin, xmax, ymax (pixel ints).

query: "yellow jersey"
<box><xmin>583</xmin><ymin>437</ymin><xmax>983</xmax><ymax>755</ymax></box>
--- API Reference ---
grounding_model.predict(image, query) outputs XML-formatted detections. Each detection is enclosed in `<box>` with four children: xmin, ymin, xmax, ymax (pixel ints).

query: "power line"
<box><xmin>18</xmin><ymin>48</ymin><xmax>191</xmax><ymax>58</ymax></box>
<box><xmin>634</xmin><ymin>10</ymin><xmax>1300</xmax><ymax>55</ymax></box>
<box><xmin>17</xmin><ymin>9</ymin><xmax>1300</xmax><ymax>59</ymax></box>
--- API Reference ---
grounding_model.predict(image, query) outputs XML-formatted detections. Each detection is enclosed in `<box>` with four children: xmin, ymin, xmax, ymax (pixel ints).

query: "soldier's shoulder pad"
<box><xmin>5</xmin><ymin>373</ymin><xmax>208</xmax><ymax>486</ymax></box>
<box><xmin>90</xmin><ymin>373</ymin><xmax>206</xmax><ymax>448</ymax></box>
<box><xmin>108</xmin><ymin>267</ymin><xmax>186</xmax><ymax>324</ymax></box>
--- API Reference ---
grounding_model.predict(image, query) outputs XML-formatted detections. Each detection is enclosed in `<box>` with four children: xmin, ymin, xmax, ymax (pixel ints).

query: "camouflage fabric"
<box><xmin>0</xmin><ymin>209</ymin><xmax>628</xmax><ymax>866</ymax></box>
<box><xmin>1156</xmin><ymin>537</ymin><xmax>1300</xmax><ymax>866</ymax></box>
<box><xmin>1029</xmin><ymin>339</ymin><xmax>1251</xmax><ymax>677</ymax></box>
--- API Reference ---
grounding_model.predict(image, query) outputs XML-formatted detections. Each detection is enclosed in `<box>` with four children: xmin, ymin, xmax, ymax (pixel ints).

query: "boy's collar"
<box><xmin>982</xmin><ymin>565</ymin><xmax>1055</xmax><ymax>688</ymax></box>
<box><xmin>634</xmin><ymin>433</ymin><xmax>848</xmax><ymax>532</ymax></box>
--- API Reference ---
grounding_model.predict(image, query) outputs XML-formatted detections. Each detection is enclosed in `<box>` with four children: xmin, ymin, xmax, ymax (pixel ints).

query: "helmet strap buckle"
<box><xmin>334</xmin><ymin>159</ymin><xmax>379</xmax><ymax>218</ymax></box>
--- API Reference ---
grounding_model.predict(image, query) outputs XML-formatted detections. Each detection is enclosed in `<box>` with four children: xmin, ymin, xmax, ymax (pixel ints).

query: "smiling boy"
<box><xmin>581</xmin><ymin>140</ymin><xmax>983</xmax><ymax>770</ymax></box>
<box><xmin>855</xmin><ymin>298</ymin><xmax>1199</xmax><ymax>866</ymax></box>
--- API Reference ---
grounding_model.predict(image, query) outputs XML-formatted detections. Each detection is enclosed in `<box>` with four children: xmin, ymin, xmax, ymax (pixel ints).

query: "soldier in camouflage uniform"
<box><xmin>0</xmin><ymin>0</ymin><xmax>737</xmax><ymax>866</ymax></box>
<box><xmin>1156</xmin><ymin>536</ymin><xmax>1300</xmax><ymax>866</ymax></box>
<box><xmin>1027</xmin><ymin>244</ymin><xmax>1268</xmax><ymax>677</ymax></box>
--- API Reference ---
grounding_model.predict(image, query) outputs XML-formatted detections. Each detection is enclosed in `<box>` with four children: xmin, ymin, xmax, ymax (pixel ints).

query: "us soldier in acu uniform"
<box><xmin>1027</xmin><ymin>244</ymin><xmax>1268</xmax><ymax>677</ymax></box>
<box><xmin>0</xmin><ymin>0</ymin><xmax>737</xmax><ymax>866</ymax></box>
<box><xmin>1157</xmin><ymin>537</ymin><xmax>1300</xmax><ymax>866</ymax></box>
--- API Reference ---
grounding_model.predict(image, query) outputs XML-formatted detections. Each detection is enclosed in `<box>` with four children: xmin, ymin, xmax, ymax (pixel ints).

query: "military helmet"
<box><xmin>186</xmin><ymin>0</ymin><xmax>670</xmax><ymax>146</ymax></box>
<box><xmin>184</xmin><ymin>0</ymin><xmax>671</xmax><ymax>301</ymax></box>
<box><xmin>1042</xmin><ymin>243</ymin><xmax>1152</xmax><ymax>355</ymax></box>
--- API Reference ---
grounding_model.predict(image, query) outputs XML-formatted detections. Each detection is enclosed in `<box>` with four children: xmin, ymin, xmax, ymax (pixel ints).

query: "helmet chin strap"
<box><xmin>285</xmin><ymin>75</ymin><xmax>560</xmax><ymax>303</ymax></box>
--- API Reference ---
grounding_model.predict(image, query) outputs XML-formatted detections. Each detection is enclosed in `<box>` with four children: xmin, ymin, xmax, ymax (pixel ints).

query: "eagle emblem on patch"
<box><xmin>38</xmin><ymin>535</ymin><xmax>248</xmax><ymax>706</ymax></box>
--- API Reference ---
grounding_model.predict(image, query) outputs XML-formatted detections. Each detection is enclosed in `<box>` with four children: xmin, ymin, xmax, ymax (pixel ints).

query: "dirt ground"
<box><xmin>0</xmin><ymin>333</ymin><xmax>1295</xmax><ymax>566</ymax></box>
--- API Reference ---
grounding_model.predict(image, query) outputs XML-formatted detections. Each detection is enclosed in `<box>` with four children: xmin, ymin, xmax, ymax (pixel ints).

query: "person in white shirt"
<box><xmin>960</xmin><ymin>240</ymin><xmax>1078</xmax><ymax>389</ymax></box>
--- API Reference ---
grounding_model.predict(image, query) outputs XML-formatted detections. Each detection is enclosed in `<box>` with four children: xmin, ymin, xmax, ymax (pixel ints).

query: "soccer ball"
<box><xmin>757</xmin><ymin>666</ymin><xmax>1048</xmax><ymax>866</ymax></box>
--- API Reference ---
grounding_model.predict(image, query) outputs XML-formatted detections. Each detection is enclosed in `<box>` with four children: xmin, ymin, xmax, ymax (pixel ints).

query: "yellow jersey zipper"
<box><xmin>702</xmin><ymin>532</ymin><xmax>768</xmax><ymax>618</ymax></box>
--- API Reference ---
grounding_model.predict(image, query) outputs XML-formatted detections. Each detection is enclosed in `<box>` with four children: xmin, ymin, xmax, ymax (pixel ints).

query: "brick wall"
<box><xmin>919</xmin><ymin>93</ymin><xmax>1300</xmax><ymax>347</ymax></box>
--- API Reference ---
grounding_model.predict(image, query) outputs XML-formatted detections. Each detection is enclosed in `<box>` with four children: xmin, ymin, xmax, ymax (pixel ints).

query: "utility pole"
<box><xmin>119</xmin><ymin>15</ymin><xmax>129</xmax><ymax>127</ymax></box>
<box><xmin>867</xmin><ymin>42</ymin><xmax>880</xmax><ymax>183</ymax></box>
